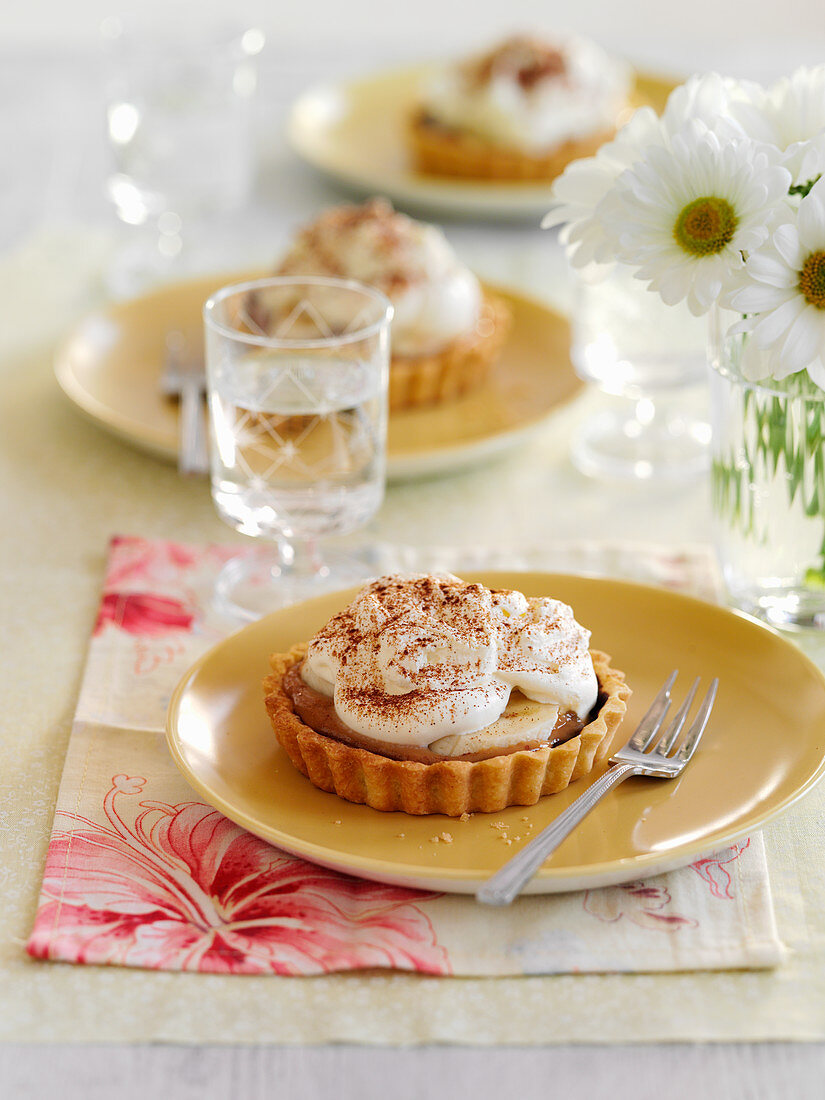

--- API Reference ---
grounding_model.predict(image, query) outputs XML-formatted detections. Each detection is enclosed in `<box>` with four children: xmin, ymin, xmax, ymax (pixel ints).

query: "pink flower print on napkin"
<box><xmin>105</xmin><ymin>536</ymin><xmax>200</xmax><ymax>587</ymax></box>
<box><xmin>691</xmin><ymin>840</ymin><xmax>750</xmax><ymax>900</ymax></box>
<box><xmin>28</xmin><ymin>776</ymin><xmax>450</xmax><ymax>975</ymax></box>
<box><xmin>94</xmin><ymin>593</ymin><xmax>194</xmax><ymax>637</ymax></box>
<box><xmin>105</xmin><ymin>535</ymin><xmax>237</xmax><ymax>589</ymax></box>
<box><xmin>583</xmin><ymin>882</ymin><xmax>698</xmax><ymax>932</ymax></box>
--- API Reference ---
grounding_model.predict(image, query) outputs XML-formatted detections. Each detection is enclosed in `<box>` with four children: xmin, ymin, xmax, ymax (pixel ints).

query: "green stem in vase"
<box><xmin>711</xmin><ymin>358</ymin><xmax>825</xmax><ymax>583</ymax></box>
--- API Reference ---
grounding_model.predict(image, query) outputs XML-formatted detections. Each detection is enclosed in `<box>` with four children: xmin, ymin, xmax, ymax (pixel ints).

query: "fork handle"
<box><xmin>179</xmin><ymin>381</ymin><xmax>208</xmax><ymax>476</ymax></box>
<box><xmin>475</xmin><ymin>763</ymin><xmax>640</xmax><ymax>906</ymax></box>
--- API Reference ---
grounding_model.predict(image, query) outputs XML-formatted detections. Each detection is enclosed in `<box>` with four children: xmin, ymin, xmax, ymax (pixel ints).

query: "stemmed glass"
<box><xmin>203</xmin><ymin>276</ymin><xmax>393</xmax><ymax>622</ymax></box>
<box><xmin>569</xmin><ymin>262</ymin><xmax>711</xmax><ymax>481</ymax></box>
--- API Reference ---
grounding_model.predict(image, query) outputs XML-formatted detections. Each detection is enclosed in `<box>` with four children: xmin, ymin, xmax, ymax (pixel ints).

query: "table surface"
<box><xmin>2</xmin><ymin>25</ymin><xmax>825</xmax><ymax>1099</ymax></box>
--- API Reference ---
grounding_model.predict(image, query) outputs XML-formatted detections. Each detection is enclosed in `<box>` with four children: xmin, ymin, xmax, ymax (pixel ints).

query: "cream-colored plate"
<box><xmin>166</xmin><ymin>572</ymin><xmax>825</xmax><ymax>895</ymax></box>
<box><xmin>54</xmin><ymin>273</ymin><xmax>582</xmax><ymax>482</ymax></box>
<box><xmin>287</xmin><ymin>65</ymin><xmax>675</xmax><ymax>222</ymax></box>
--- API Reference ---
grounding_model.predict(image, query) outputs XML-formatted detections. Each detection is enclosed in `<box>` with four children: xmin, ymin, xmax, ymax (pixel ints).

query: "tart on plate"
<box><xmin>409</xmin><ymin>34</ymin><xmax>633</xmax><ymax>181</ymax></box>
<box><xmin>263</xmin><ymin>573</ymin><xmax>629</xmax><ymax>815</ymax></box>
<box><xmin>250</xmin><ymin>199</ymin><xmax>511</xmax><ymax>411</ymax></box>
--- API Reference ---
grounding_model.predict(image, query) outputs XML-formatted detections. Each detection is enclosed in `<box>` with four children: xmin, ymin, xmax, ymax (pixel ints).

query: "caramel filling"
<box><xmin>283</xmin><ymin>662</ymin><xmax>597</xmax><ymax>764</ymax></box>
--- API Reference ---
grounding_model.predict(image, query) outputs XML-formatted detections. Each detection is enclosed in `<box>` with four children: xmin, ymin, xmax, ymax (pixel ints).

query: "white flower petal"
<box><xmin>739</xmin><ymin>338</ymin><xmax>774</xmax><ymax>381</ymax></box>
<box><xmin>765</xmin><ymin>66</ymin><xmax>825</xmax><ymax>148</ymax></box>
<box><xmin>649</xmin><ymin>264</ymin><xmax>694</xmax><ymax>305</ymax></box>
<box><xmin>769</xmin><ymin>344</ymin><xmax>805</xmax><ymax>380</ymax></box>
<box><xmin>541</xmin><ymin>208</ymin><xmax>566</xmax><ymax>229</ymax></box>
<box><xmin>781</xmin><ymin>135</ymin><xmax>825</xmax><ymax>187</ymax></box>
<box><xmin>686</xmin><ymin>284</ymin><xmax>712</xmax><ymax>316</ymax></box>
<box><xmin>797</xmin><ymin>186</ymin><xmax>825</xmax><ymax>249</ymax></box>
<box><xmin>751</xmin><ymin>295</ymin><xmax>807</xmax><ymax>346</ymax></box>
<box><xmin>771</xmin><ymin>222</ymin><xmax>805</xmax><ymax>269</ymax></box>
<box><xmin>742</xmin><ymin>253</ymin><xmax>799</xmax><ymax>289</ymax></box>
<box><xmin>777</xmin><ymin>307</ymin><xmax>825</xmax><ymax>372</ymax></box>
<box><xmin>806</xmin><ymin>354</ymin><xmax>825</xmax><ymax>389</ymax></box>
<box><xmin>730</xmin><ymin>282</ymin><xmax>795</xmax><ymax>313</ymax></box>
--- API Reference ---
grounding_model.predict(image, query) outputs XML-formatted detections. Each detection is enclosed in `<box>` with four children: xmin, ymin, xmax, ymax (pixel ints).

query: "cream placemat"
<box><xmin>25</xmin><ymin>536</ymin><xmax>782</xmax><ymax>976</ymax></box>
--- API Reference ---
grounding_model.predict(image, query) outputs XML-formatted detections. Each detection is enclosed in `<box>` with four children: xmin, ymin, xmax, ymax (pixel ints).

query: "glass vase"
<box><xmin>709</xmin><ymin>308</ymin><xmax>825</xmax><ymax>631</ymax></box>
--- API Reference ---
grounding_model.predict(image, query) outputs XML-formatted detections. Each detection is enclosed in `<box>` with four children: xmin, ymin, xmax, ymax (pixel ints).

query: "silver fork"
<box><xmin>476</xmin><ymin>671</ymin><xmax>719</xmax><ymax>906</ymax></box>
<box><xmin>160</xmin><ymin>331</ymin><xmax>208</xmax><ymax>476</ymax></box>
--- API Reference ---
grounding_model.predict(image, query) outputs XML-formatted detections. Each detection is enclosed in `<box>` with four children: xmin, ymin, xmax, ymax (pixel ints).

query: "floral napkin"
<box><xmin>27</xmin><ymin>536</ymin><xmax>783</xmax><ymax>976</ymax></box>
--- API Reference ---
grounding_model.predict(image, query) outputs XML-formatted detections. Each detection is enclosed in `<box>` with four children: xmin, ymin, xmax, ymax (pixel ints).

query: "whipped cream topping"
<box><xmin>301</xmin><ymin>574</ymin><xmax>599</xmax><ymax>750</ymax></box>
<box><xmin>277</xmin><ymin>199</ymin><xmax>481</xmax><ymax>356</ymax></box>
<box><xmin>421</xmin><ymin>35</ymin><xmax>632</xmax><ymax>154</ymax></box>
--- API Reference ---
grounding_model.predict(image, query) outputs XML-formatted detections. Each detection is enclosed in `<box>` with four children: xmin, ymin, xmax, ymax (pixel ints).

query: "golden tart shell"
<box><xmin>389</xmin><ymin>290</ymin><xmax>510</xmax><ymax>411</ymax></box>
<box><xmin>408</xmin><ymin>109</ymin><xmax>616</xmax><ymax>182</ymax></box>
<box><xmin>263</xmin><ymin>645</ymin><xmax>629</xmax><ymax>816</ymax></box>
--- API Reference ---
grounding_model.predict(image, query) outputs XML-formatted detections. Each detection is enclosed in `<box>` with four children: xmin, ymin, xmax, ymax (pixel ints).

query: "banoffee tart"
<box><xmin>250</xmin><ymin>199</ymin><xmax>510</xmax><ymax>411</ymax></box>
<box><xmin>263</xmin><ymin>574</ymin><xmax>629</xmax><ymax>816</ymax></box>
<box><xmin>409</xmin><ymin>35</ymin><xmax>633</xmax><ymax>182</ymax></box>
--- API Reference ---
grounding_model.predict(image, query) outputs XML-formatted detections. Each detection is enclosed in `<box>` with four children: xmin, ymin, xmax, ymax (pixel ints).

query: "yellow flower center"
<box><xmin>673</xmin><ymin>197</ymin><xmax>738</xmax><ymax>257</ymax></box>
<box><xmin>799</xmin><ymin>251</ymin><xmax>825</xmax><ymax>309</ymax></box>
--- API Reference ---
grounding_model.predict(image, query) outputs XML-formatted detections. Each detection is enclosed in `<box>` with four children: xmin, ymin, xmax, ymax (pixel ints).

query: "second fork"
<box><xmin>161</xmin><ymin>331</ymin><xmax>209</xmax><ymax>477</ymax></box>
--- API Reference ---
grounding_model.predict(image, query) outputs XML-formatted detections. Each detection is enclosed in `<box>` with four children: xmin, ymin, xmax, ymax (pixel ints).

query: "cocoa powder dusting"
<box><xmin>275</xmin><ymin>199</ymin><xmax>429</xmax><ymax>294</ymax></box>
<box><xmin>298</xmin><ymin>573</ymin><xmax>597</xmax><ymax>754</ymax></box>
<box><xmin>467</xmin><ymin>37</ymin><xmax>568</xmax><ymax>91</ymax></box>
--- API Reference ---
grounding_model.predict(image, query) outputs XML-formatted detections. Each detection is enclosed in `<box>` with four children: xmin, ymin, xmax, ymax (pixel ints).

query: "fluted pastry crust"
<box><xmin>263</xmin><ymin>644</ymin><xmax>629</xmax><ymax>816</ymax></box>
<box><xmin>408</xmin><ymin>109</ymin><xmax>616</xmax><ymax>182</ymax></box>
<box><xmin>389</xmin><ymin>291</ymin><xmax>510</xmax><ymax>411</ymax></box>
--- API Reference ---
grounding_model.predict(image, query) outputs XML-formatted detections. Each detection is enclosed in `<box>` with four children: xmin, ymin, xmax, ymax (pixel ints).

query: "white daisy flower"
<box><xmin>727</xmin><ymin>65</ymin><xmax>825</xmax><ymax>191</ymax></box>
<box><xmin>781</xmin><ymin>135</ymin><xmax>825</xmax><ymax>198</ymax></box>
<box><xmin>543</xmin><ymin>72</ymin><xmax>748</xmax><ymax>270</ymax></box>
<box><xmin>602</xmin><ymin>120</ymin><xmax>791</xmax><ymax>315</ymax></box>
<box><xmin>542</xmin><ymin>104</ymin><xmax>661</xmax><ymax>269</ymax></box>
<box><xmin>728</xmin><ymin>176</ymin><xmax>825</xmax><ymax>387</ymax></box>
<box><xmin>663</xmin><ymin>71</ymin><xmax>755</xmax><ymax>133</ymax></box>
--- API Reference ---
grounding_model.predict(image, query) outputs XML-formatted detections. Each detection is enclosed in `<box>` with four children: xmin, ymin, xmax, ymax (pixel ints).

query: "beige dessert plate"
<box><xmin>54</xmin><ymin>273</ymin><xmax>582</xmax><ymax>481</ymax></box>
<box><xmin>166</xmin><ymin>572</ymin><xmax>825</xmax><ymax>895</ymax></box>
<box><xmin>287</xmin><ymin>65</ymin><xmax>675</xmax><ymax>222</ymax></box>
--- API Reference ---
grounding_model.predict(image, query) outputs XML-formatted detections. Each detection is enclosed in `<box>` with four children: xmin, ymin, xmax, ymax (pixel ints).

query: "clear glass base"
<box><xmin>570</xmin><ymin>399</ymin><xmax>711</xmax><ymax>481</ymax></box>
<box><xmin>212</xmin><ymin>543</ymin><xmax>380</xmax><ymax>624</ymax></box>
<box><xmin>726</xmin><ymin>586</ymin><xmax>825</xmax><ymax>633</ymax></box>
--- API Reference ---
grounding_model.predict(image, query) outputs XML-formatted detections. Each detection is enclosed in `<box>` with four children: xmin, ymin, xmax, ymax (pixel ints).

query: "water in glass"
<box><xmin>210</xmin><ymin>352</ymin><xmax>386</xmax><ymax>541</ymax></box>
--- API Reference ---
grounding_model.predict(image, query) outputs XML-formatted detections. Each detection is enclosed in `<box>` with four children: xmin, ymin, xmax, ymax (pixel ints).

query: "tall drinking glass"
<box><xmin>101</xmin><ymin>17</ymin><xmax>264</xmax><ymax>294</ymax></box>
<box><xmin>203</xmin><ymin>277</ymin><xmax>393</xmax><ymax>622</ymax></box>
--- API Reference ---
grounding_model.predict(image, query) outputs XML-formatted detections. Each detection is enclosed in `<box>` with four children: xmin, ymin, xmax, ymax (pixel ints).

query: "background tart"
<box><xmin>389</xmin><ymin>290</ymin><xmax>510</xmax><ymax>410</ymax></box>
<box><xmin>263</xmin><ymin>644</ymin><xmax>629</xmax><ymax>816</ymax></box>
<box><xmin>409</xmin><ymin>109</ymin><xmax>616</xmax><ymax>182</ymax></box>
<box><xmin>256</xmin><ymin>198</ymin><xmax>509</xmax><ymax>410</ymax></box>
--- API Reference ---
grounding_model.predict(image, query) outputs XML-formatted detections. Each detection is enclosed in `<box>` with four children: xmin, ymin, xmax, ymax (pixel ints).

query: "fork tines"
<box><xmin>617</xmin><ymin>671</ymin><xmax>718</xmax><ymax>767</ymax></box>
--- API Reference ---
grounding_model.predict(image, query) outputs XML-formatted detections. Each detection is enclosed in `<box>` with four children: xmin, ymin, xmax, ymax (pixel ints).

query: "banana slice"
<box><xmin>428</xmin><ymin>693</ymin><xmax>560</xmax><ymax>757</ymax></box>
